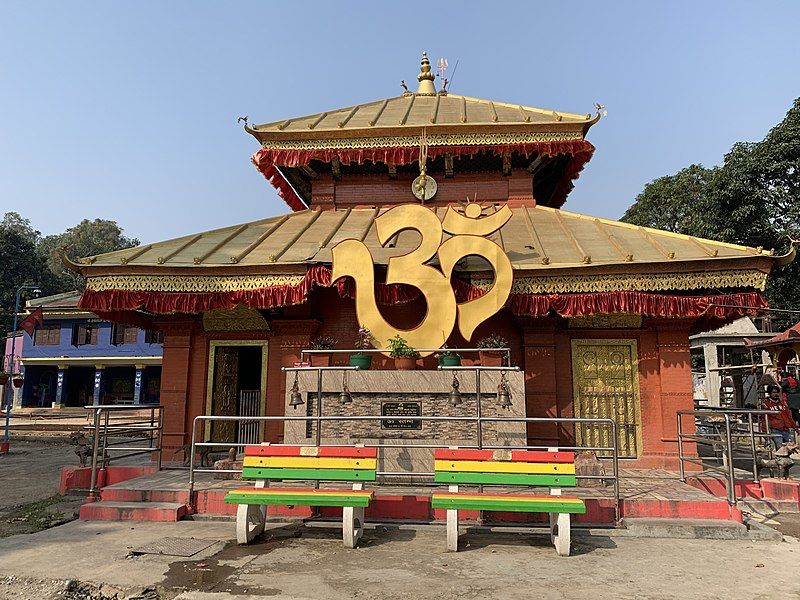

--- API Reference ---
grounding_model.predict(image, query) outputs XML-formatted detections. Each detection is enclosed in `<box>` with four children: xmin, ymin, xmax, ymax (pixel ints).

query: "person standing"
<box><xmin>764</xmin><ymin>384</ymin><xmax>796</xmax><ymax>448</ymax></box>
<box><xmin>779</xmin><ymin>371</ymin><xmax>800</xmax><ymax>426</ymax></box>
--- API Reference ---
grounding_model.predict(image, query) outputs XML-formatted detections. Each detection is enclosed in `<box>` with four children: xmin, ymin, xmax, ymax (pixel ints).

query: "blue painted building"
<box><xmin>17</xmin><ymin>291</ymin><xmax>162</xmax><ymax>408</ymax></box>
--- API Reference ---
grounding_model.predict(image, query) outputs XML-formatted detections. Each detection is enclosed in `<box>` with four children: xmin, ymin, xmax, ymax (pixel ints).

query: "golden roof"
<box><xmin>246</xmin><ymin>53</ymin><xmax>598</xmax><ymax>147</ymax></box>
<box><xmin>76</xmin><ymin>205</ymin><xmax>777</xmax><ymax>294</ymax></box>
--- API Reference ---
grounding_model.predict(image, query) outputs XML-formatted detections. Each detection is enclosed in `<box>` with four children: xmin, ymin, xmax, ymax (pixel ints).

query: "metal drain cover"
<box><xmin>131</xmin><ymin>537</ymin><xmax>218</xmax><ymax>557</ymax></box>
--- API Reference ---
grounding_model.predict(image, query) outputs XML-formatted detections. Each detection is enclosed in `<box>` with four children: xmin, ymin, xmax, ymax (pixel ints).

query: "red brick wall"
<box><xmin>155</xmin><ymin>296</ymin><xmax>695</xmax><ymax>469</ymax></box>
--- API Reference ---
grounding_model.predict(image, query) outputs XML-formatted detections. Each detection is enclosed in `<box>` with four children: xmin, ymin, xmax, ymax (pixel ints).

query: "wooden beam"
<box><xmin>331</xmin><ymin>156</ymin><xmax>342</xmax><ymax>181</ymax></box>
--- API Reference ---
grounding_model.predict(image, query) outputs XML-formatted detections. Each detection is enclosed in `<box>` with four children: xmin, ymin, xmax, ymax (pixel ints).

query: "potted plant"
<box><xmin>309</xmin><ymin>336</ymin><xmax>337</xmax><ymax>367</ymax></box>
<box><xmin>388</xmin><ymin>335</ymin><xmax>420</xmax><ymax>370</ymax></box>
<box><xmin>477</xmin><ymin>334</ymin><xmax>508</xmax><ymax>366</ymax></box>
<box><xmin>0</xmin><ymin>372</ymin><xmax>8</xmax><ymax>386</ymax></box>
<box><xmin>349</xmin><ymin>327</ymin><xmax>374</xmax><ymax>370</ymax></box>
<box><xmin>11</xmin><ymin>374</ymin><xmax>24</xmax><ymax>388</ymax></box>
<box><xmin>437</xmin><ymin>346</ymin><xmax>462</xmax><ymax>367</ymax></box>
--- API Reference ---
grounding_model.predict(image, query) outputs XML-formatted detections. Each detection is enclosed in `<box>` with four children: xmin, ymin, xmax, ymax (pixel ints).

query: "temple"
<box><xmin>70</xmin><ymin>53</ymin><xmax>793</xmax><ymax>469</ymax></box>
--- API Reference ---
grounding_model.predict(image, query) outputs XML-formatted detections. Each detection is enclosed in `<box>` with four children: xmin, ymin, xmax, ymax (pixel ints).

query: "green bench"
<box><xmin>224</xmin><ymin>444</ymin><xmax>377</xmax><ymax>547</ymax></box>
<box><xmin>431</xmin><ymin>448</ymin><xmax>586</xmax><ymax>555</ymax></box>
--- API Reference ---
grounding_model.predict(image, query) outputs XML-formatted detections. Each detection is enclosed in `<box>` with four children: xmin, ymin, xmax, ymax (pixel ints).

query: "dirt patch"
<box><xmin>0</xmin><ymin>495</ymin><xmax>82</xmax><ymax>538</ymax></box>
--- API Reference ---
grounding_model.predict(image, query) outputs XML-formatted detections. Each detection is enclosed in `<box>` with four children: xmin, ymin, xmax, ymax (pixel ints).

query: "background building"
<box><xmin>17</xmin><ymin>291</ymin><xmax>162</xmax><ymax>408</ymax></box>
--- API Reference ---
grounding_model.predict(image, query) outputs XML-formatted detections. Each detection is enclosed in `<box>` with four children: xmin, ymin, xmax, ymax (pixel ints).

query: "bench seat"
<box><xmin>433</xmin><ymin>448</ymin><xmax>585</xmax><ymax>555</ymax></box>
<box><xmin>225</xmin><ymin>444</ymin><xmax>377</xmax><ymax>548</ymax></box>
<box><xmin>225</xmin><ymin>487</ymin><xmax>374</xmax><ymax>508</ymax></box>
<box><xmin>431</xmin><ymin>492</ymin><xmax>586</xmax><ymax>514</ymax></box>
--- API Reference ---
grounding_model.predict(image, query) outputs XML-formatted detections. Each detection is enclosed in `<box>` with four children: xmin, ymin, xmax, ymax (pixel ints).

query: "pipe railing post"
<box><xmin>156</xmin><ymin>406</ymin><xmax>164</xmax><ymax>471</ymax></box>
<box><xmin>188</xmin><ymin>416</ymin><xmax>198</xmax><ymax>510</ymax></box>
<box><xmin>724</xmin><ymin>414</ymin><xmax>736</xmax><ymax>506</ymax></box>
<box><xmin>677</xmin><ymin>411</ymin><xmax>685</xmax><ymax>482</ymax></box>
<box><xmin>747</xmin><ymin>412</ymin><xmax>760</xmax><ymax>484</ymax></box>
<box><xmin>88</xmin><ymin>408</ymin><xmax>101</xmax><ymax>500</ymax></box>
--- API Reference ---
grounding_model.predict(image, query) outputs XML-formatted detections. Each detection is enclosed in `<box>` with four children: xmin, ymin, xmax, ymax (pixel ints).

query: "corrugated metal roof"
<box><xmin>80</xmin><ymin>206</ymin><xmax>770</xmax><ymax>271</ymax></box>
<box><xmin>248</xmin><ymin>94</ymin><xmax>594</xmax><ymax>140</ymax></box>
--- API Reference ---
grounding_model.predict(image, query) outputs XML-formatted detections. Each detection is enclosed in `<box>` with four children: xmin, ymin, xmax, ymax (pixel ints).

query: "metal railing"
<box><xmin>677</xmin><ymin>408</ymin><xmax>777</xmax><ymax>506</ymax></box>
<box><xmin>301</xmin><ymin>347</ymin><xmax>513</xmax><ymax>365</ymax></box>
<box><xmin>86</xmin><ymin>404</ymin><xmax>164</xmax><ymax>499</ymax></box>
<box><xmin>187</xmin><ymin>366</ymin><xmax>621</xmax><ymax>523</ymax></box>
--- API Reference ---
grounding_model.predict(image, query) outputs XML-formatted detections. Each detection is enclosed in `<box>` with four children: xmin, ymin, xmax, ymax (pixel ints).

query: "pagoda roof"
<box><xmin>246</xmin><ymin>53</ymin><xmax>599</xmax><ymax>212</ymax></box>
<box><xmin>72</xmin><ymin>205</ymin><xmax>784</xmax><ymax>295</ymax></box>
<box><xmin>247</xmin><ymin>93</ymin><xmax>595</xmax><ymax>144</ymax></box>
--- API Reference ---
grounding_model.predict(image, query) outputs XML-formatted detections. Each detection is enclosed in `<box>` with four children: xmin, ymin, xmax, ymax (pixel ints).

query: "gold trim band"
<box><xmin>86</xmin><ymin>274</ymin><xmax>306</xmax><ymax>292</ymax></box>
<box><xmin>472</xmin><ymin>270</ymin><xmax>768</xmax><ymax>293</ymax></box>
<box><xmin>263</xmin><ymin>131</ymin><xmax>584</xmax><ymax>151</ymax></box>
<box><xmin>85</xmin><ymin>269</ymin><xmax>768</xmax><ymax>295</ymax></box>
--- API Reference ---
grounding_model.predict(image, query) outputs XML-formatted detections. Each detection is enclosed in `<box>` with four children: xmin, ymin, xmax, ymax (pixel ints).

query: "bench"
<box><xmin>431</xmin><ymin>448</ymin><xmax>586</xmax><ymax>555</ymax></box>
<box><xmin>224</xmin><ymin>444</ymin><xmax>377</xmax><ymax>548</ymax></box>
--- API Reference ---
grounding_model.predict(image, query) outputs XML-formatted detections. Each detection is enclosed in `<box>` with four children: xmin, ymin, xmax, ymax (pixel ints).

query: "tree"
<box><xmin>0</xmin><ymin>214</ymin><xmax>48</xmax><ymax>337</ymax></box>
<box><xmin>622</xmin><ymin>98</ymin><xmax>800</xmax><ymax>327</ymax></box>
<box><xmin>37</xmin><ymin>219</ymin><xmax>139</xmax><ymax>292</ymax></box>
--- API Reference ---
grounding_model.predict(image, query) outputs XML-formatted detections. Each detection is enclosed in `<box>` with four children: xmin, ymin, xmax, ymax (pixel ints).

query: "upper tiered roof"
<box><xmin>247</xmin><ymin>53</ymin><xmax>599</xmax><ymax>211</ymax></box>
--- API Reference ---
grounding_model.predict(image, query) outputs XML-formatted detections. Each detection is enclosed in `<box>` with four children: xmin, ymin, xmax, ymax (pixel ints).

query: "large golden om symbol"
<box><xmin>331</xmin><ymin>203</ymin><xmax>513</xmax><ymax>356</ymax></box>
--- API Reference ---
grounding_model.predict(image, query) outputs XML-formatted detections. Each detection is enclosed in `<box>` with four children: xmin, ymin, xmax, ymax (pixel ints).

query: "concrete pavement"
<box><xmin>0</xmin><ymin>518</ymin><xmax>798</xmax><ymax>599</ymax></box>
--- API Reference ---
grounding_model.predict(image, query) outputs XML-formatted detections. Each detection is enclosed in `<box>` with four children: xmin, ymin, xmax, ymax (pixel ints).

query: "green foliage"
<box><xmin>622</xmin><ymin>98</ymin><xmax>800</xmax><ymax>327</ymax></box>
<box><xmin>476</xmin><ymin>334</ymin><xmax>509</xmax><ymax>349</ymax></box>
<box><xmin>0</xmin><ymin>214</ymin><xmax>138</xmax><ymax>335</ymax></box>
<box><xmin>38</xmin><ymin>219</ymin><xmax>138</xmax><ymax>292</ymax></box>
<box><xmin>0</xmin><ymin>214</ymin><xmax>48</xmax><ymax>334</ymax></box>
<box><xmin>387</xmin><ymin>335</ymin><xmax>420</xmax><ymax>358</ymax></box>
<box><xmin>309</xmin><ymin>336</ymin><xmax>337</xmax><ymax>350</ymax></box>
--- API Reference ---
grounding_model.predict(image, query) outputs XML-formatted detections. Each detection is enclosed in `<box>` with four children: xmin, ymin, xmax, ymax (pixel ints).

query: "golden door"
<box><xmin>571</xmin><ymin>340</ymin><xmax>641</xmax><ymax>458</ymax></box>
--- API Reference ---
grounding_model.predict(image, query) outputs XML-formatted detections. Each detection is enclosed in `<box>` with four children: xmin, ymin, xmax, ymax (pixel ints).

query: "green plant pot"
<box><xmin>438</xmin><ymin>354</ymin><xmax>462</xmax><ymax>367</ymax></box>
<box><xmin>349</xmin><ymin>353</ymin><xmax>372</xmax><ymax>370</ymax></box>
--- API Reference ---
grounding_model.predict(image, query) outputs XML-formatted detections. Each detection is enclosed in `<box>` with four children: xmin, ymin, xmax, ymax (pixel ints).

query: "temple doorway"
<box><xmin>571</xmin><ymin>339</ymin><xmax>641</xmax><ymax>458</ymax></box>
<box><xmin>206</xmin><ymin>341</ymin><xmax>268</xmax><ymax>444</ymax></box>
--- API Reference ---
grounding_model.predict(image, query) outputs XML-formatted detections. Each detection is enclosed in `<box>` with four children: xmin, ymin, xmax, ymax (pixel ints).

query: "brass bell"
<box><xmin>339</xmin><ymin>372</ymin><xmax>353</xmax><ymax>405</ymax></box>
<box><xmin>289</xmin><ymin>373</ymin><xmax>304</xmax><ymax>409</ymax></box>
<box><xmin>449</xmin><ymin>374</ymin><xmax>463</xmax><ymax>407</ymax></box>
<box><xmin>497</xmin><ymin>374</ymin><xmax>512</xmax><ymax>409</ymax></box>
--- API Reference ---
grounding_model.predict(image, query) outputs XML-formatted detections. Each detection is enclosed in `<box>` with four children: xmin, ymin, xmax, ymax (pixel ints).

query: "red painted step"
<box><xmin>80</xmin><ymin>501</ymin><xmax>187</xmax><ymax>522</ymax></box>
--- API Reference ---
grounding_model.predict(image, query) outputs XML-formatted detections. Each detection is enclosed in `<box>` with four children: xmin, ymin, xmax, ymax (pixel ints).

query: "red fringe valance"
<box><xmin>255</xmin><ymin>162</ymin><xmax>307</xmax><ymax>212</ymax></box>
<box><xmin>252</xmin><ymin>140</ymin><xmax>595</xmax><ymax>211</ymax></box>
<box><xmin>79</xmin><ymin>265</ymin><xmax>768</xmax><ymax>323</ymax></box>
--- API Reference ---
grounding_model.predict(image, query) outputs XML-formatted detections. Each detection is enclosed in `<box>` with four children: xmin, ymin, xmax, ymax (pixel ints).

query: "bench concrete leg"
<box><xmin>446</xmin><ymin>484</ymin><xmax>459</xmax><ymax>551</ymax></box>
<box><xmin>446</xmin><ymin>508</ymin><xmax>459</xmax><ymax>551</ymax></box>
<box><xmin>236</xmin><ymin>503</ymin><xmax>266</xmax><ymax>544</ymax></box>
<box><xmin>343</xmin><ymin>505</ymin><xmax>365</xmax><ymax>548</ymax></box>
<box><xmin>552</xmin><ymin>512</ymin><xmax>571</xmax><ymax>556</ymax></box>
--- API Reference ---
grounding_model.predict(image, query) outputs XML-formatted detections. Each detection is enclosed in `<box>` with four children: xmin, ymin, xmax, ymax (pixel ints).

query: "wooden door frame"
<box><xmin>204</xmin><ymin>340</ymin><xmax>269</xmax><ymax>442</ymax></box>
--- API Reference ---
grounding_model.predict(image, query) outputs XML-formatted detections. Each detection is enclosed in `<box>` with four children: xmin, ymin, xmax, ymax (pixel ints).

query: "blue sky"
<box><xmin>2</xmin><ymin>1</ymin><xmax>798</xmax><ymax>244</ymax></box>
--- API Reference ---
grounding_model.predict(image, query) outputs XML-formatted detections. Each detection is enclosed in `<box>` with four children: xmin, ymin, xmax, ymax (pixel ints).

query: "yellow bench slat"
<box><xmin>434</xmin><ymin>460</ymin><xmax>575</xmax><ymax>475</ymax></box>
<box><xmin>242</xmin><ymin>456</ymin><xmax>377</xmax><ymax>470</ymax></box>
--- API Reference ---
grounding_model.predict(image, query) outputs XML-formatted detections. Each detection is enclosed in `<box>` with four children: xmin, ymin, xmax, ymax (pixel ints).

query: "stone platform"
<box><xmin>74</xmin><ymin>466</ymin><xmax>754</xmax><ymax>525</ymax></box>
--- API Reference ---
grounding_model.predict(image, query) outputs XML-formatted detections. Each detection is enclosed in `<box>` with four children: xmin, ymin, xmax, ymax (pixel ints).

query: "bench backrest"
<box><xmin>242</xmin><ymin>445</ymin><xmax>378</xmax><ymax>482</ymax></box>
<box><xmin>433</xmin><ymin>449</ymin><xmax>576</xmax><ymax>487</ymax></box>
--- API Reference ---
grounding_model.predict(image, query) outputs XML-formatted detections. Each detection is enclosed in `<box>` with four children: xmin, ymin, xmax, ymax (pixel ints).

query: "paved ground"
<box><xmin>0</xmin><ymin>519</ymin><xmax>798</xmax><ymax>600</ymax></box>
<box><xmin>0</xmin><ymin>438</ymin><xmax>86</xmax><ymax>538</ymax></box>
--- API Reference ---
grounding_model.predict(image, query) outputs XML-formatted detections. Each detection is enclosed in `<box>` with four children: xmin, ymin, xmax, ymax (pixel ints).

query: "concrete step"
<box><xmin>622</xmin><ymin>517</ymin><xmax>753</xmax><ymax>540</ymax></box>
<box><xmin>100</xmin><ymin>487</ymin><xmax>189</xmax><ymax>504</ymax></box>
<box><xmin>739</xmin><ymin>498</ymin><xmax>800</xmax><ymax>517</ymax></box>
<box><xmin>79</xmin><ymin>501</ymin><xmax>187</xmax><ymax>522</ymax></box>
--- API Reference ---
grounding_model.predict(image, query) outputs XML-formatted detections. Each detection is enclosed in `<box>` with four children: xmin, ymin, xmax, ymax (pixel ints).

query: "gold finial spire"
<box><xmin>416</xmin><ymin>52</ymin><xmax>437</xmax><ymax>95</ymax></box>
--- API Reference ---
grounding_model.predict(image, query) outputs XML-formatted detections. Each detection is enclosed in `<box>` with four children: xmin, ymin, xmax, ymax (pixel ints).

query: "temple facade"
<box><xmin>69</xmin><ymin>54</ymin><xmax>793</xmax><ymax>469</ymax></box>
